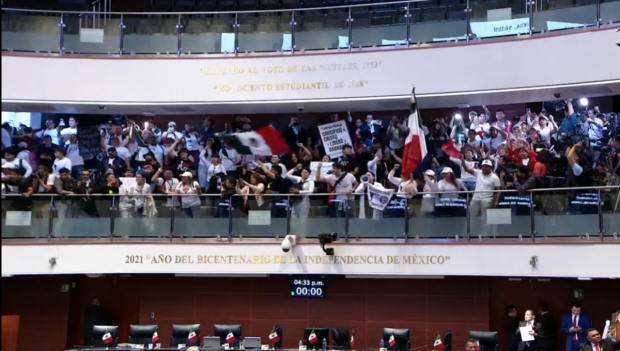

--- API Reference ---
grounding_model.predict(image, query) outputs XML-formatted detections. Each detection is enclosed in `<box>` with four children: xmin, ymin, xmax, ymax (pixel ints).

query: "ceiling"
<box><xmin>2</xmin><ymin>80</ymin><xmax>619</xmax><ymax>115</ymax></box>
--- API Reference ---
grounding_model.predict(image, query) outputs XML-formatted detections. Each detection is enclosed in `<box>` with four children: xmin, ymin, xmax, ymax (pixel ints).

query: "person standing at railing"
<box><xmin>460</xmin><ymin>157</ymin><xmax>501</xmax><ymax>216</ymax></box>
<box><xmin>287</xmin><ymin>166</ymin><xmax>314</xmax><ymax>223</ymax></box>
<box><xmin>171</xmin><ymin>172</ymin><xmax>202</xmax><ymax>218</ymax></box>
<box><xmin>3</xmin><ymin>147</ymin><xmax>33</xmax><ymax>179</ymax></box>
<box><xmin>118</xmin><ymin>169</ymin><xmax>135</xmax><ymax>218</ymax></box>
<box><xmin>315</xmin><ymin>162</ymin><xmax>358</xmax><ymax>218</ymax></box>
<box><xmin>1</xmin><ymin>164</ymin><xmax>33</xmax><ymax>212</ymax></box>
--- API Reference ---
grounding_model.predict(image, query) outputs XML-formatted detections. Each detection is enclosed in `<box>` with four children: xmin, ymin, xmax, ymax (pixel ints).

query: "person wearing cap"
<box><xmin>101</xmin><ymin>146</ymin><xmax>127</xmax><ymax>179</ymax></box>
<box><xmin>162</xmin><ymin>121</ymin><xmax>183</xmax><ymax>142</ymax></box>
<box><xmin>435</xmin><ymin>167</ymin><xmax>467</xmax><ymax>198</ymax></box>
<box><xmin>137</xmin><ymin>132</ymin><xmax>166</xmax><ymax>166</ymax></box>
<box><xmin>3</xmin><ymin>148</ymin><xmax>33</xmax><ymax>178</ymax></box>
<box><xmin>461</xmin><ymin>156</ymin><xmax>501</xmax><ymax>216</ymax></box>
<box><xmin>15</xmin><ymin>142</ymin><xmax>31</xmax><ymax>163</ymax></box>
<box><xmin>168</xmin><ymin>142</ymin><xmax>196</xmax><ymax>178</ymax></box>
<box><xmin>170</xmin><ymin>172</ymin><xmax>202</xmax><ymax>218</ymax></box>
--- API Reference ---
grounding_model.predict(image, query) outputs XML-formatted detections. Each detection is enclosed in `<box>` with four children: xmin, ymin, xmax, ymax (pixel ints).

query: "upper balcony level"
<box><xmin>2</xmin><ymin>0</ymin><xmax>620</xmax><ymax>56</ymax></box>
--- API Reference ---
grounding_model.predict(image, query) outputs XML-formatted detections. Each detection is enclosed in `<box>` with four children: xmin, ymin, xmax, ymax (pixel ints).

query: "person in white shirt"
<box><xmin>161</xmin><ymin>121</ymin><xmax>183</xmax><ymax>143</ymax></box>
<box><xmin>198</xmin><ymin>140</ymin><xmax>215</xmax><ymax>189</ymax></box>
<box><xmin>65</xmin><ymin>135</ymin><xmax>84</xmax><ymax>180</ymax></box>
<box><xmin>433</xmin><ymin>167</ymin><xmax>467</xmax><ymax>199</ymax></box>
<box><xmin>126</xmin><ymin>173</ymin><xmax>152</xmax><ymax>216</ymax></box>
<box><xmin>15</xmin><ymin>142</ymin><xmax>30</xmax><ymax>163</ymax></box>
<box><xmin>182</xmin><ymin>124</ymin><xmax>200</xmax><ymax>152</ymax></box>
<box><xmin>36</xmin><ymin>119</ymin><xmax>61</xmax><ymax>146</ymax></box>
<box><xmin>52</xmin><ymin>148</ymin><xmax>72</xmax><ymax>177</ymax></box>
<box><xmin>461</xmin><ymin>158</ymin><xmax>500</xmax><ymax>216</ymax></box>
<box><xmin>532</xmin><ymin>115</ymin><xmax>558</xmax><ymax>144</ymax></box>
<box><xmin>205</xmin><ymin>154</ymin><xmax>227</xmax><ymax>192</ymax></box>
<box><xmin>315</xmin><ymin>162</ymin><xmax>358</xmax><ymax>218</ymax></box>
<box><xmin>2</xmin><ymin>148</ymin><xmax>33</xmax><ymax>178</ymax></box>
<box><xmin>264</xmin><ymin>154</ymin><xmax>288</xmax><ymax>178</ymax></box>
<box><xmin>33</xmin><ymin>165</ymin><xmax>56</xmax><ymax>194</ymax></box>
<box><xmin>171</xmin><ymin>172</ymin><xmax>202</xmax><ymax>218</ymax></box>
<box><xmin>118</xmin><ymin>169</ymin><xmax>136</xmax><ymax>218</ymax></box>
<box><xmin>484</xmin><ymin>126</ymin><xmax>507</xmax><ymax>152</ymax></box>
<box><xmin>451</xmin><ymin>149</ymin><xmax>478</xmax><ymax>191</ymax></box>
<box><xmin>354</xmin><ymin>170</ymin><xmax>386</xmax><ymax>219</ymax></box>
<box><xmin>152</xmin><ymin>168</ymin><xmax>180</xmax><ymax>208</ymax></box>
<box><xmin>103</xmin><ymin>136</ymin><xmax>132</xmax><ymax>167</ymax></box>
<box><xmin>219</xmin><ymin>143</ymin><xmax>241</xmax><ymax>178</ymax></box>
<box><xmin>287</xmin><ymin>165</ymin><xmax>315</xmax><ymax>221</ymax></box>
<box><xmin>387</xmin><ymin>164</ymin><xmax>417</xmax><ymax>199</ymax></box>
<box><xmin>137</xmin><ymin>133</ymin><xmax>166</xmax><ymax>166</ymax></box>
<box><xmin>60</xmin><ymin>117</ymin><xmax>79</xmax><ymax>143</ymax></box>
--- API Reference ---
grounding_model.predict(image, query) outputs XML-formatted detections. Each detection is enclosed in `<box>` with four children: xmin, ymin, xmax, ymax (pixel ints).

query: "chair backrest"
<box><xmin>92</xmin><ymin>325</ymin><xmax>119</xmax><ymax>348</ymax></box>
<box><xmin>443</xmin><ymin>330</ymin><xmax>453</xmax><ymax>351</ymax></box>
<box><xmin>214</xmin><ymin>324</ymin><xmax>242</xmax><ymax>348</ymax></box>
<box><xmin>129</xmin><ymin>324</ymin><xmax>158</xmax><ymax>346</ymax></box>
<box><xmin>382</xmin><ymin>328</ymin><xmax>410</xmax><ymax>351</ymax></box>
<box><xmin>171</xmin><ymin>324</ymin><xmax>201</xmax><ymax>347</ymax></box>
<box><xmin>469</xmin><ymin>331</ymin><xmax>498</xmax><ymax>351</ymax></box>
<box><xmin>303</xmin><ymin>328</ymin><xmax>330</xmax><ymax>347</ymax></box>
<box><xmin>331</xmin><ymin>328</ymin><xmax>350</xmax><ymax>349</ymax></box>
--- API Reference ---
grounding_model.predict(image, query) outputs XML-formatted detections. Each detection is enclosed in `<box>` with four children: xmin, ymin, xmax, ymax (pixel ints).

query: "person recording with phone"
<box><xmin>286</xmin><ymin>165</ymin><xmax>315</xmax><ymax>229</ymax></box>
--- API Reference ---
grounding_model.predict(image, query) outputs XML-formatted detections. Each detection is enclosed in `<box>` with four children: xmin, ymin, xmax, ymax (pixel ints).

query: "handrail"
<box><xmin>1</xmin><ymin>185</ymin><xmax>618</xmax><ymax>197</ymax></box>
<box><xmin>1</xmin><ymin>185</ymin><xmax>618</xmax><ymax>243</ymax></box>
<box><xmin>3</xmin><ymin>1</ymin><xmax>424</xmax><ymax>16</ymax></box>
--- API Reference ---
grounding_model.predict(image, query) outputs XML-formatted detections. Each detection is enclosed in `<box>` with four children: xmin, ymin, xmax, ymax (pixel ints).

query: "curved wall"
<box><xmin>2</xmin><ymin>28</ymin><xmax>619</xmax><ymax>104</ymax></box>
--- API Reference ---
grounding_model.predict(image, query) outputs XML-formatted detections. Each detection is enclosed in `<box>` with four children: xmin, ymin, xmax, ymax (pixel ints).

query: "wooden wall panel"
<box><xmin>1</xmin><ymin>315</ymin><xmax>20</xmax><ymax>351</ymax></box>
<box><xmin>4</xmin><ymin>274</ymin><xmax>617</xmax><ymax>351</ymax></box>
<box><xmin>136</xmin><ymin>275</ymin><xmax>490</xmax><ymax>350</ymax></box>
<box><xmin>1</xmin><ymin>276</ymin><xmax>71</xmax><ymax>351</ymax></box>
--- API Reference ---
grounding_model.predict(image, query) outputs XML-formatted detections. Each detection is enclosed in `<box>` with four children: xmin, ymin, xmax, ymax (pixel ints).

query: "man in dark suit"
<box><xmin>83</xmin><ymin>297</ymin><xmax>112</xmax><ymax>346</ymax></box>
<box><xmin>562</xmin><ymin>303</ymin><xmax>592</xmax><ymax>351</ymax></box>
<box><xmin>579</xmin><ymin>328</ymin><xmax>614</xmax><ymax>351</ymax></box>
<box><xmin>517</xmin><ymin>309</ymin><xmax>545</xmax><ymax>351</ymax></box>
<box><xmin>537</xmin><ymin>301</ymin><xmax>556</xmax><ymax>351</ymax></box>
<box><xmin>504</xmin><ymin>305</ymin><xmax>520</xmax><ymax>351</ymax></box>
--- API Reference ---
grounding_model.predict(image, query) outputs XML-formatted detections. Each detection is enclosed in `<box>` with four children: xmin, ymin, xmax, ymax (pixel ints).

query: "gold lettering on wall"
<box><xmin>202</xmin><ymin>61</ymin><xmax>382</xmax><ymax>93</ymax></box>
<box><xmin>126</xmin><ymin>254</ymin><xmax>450</xmax><ymax>266</ymax></box>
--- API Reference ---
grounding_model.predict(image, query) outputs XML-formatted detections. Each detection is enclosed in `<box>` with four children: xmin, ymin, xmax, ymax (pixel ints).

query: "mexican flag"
<box><xmin>401</xmin><ymin>87</ymin><xmax>428</xmax><ymax>179</ymax></box>
<box><xmin>433</xmin><ymin>334</ymin><xmax>444</xmax><ymax>350</ymax></box>
<box><xmin>269</xmin><ymin>327</ymin><xmax>280</xmax><ymax>343</ymax></box>
<box><xmin>389</xmin><ymin>333</ymin><xmax>396</xmax><ymax>347</ymax></box>
<box><xmin>152</xmin><ymin>328</ymin><xmax>159</xmax><ymax>343</ymax></box>
<box><xmin>308</xmin><ymin>329</ymin><xmax>319</xmax><ymax>344</ymax></box>
<box><xmin>102</xmin><ymin>330</ymin><xmax>113</xmax><ymax>344</ymax></box>
<box><xmin>219</xmin><ymin>127</ymin><xmax>289</xmax><ymax>156</ymax></box>
<box><xmin>188</xmin><ymin>329</ymin><xmax>198</xmax><ymax>343</ymax></box>
<box><xmin>350</xmin><ymin>330</ymin><xmax>355</xmax><ymax>348</ymax></box>
<box><xmin>227</xmin><ymin>330</ymin><xmax>236</xmax><ymax>344</ymax></box>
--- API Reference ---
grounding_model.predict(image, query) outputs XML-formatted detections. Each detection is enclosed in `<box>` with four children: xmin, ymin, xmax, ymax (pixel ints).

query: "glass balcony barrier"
<box><xmin>1</xmin><ymin>186</ymin><xmax>618</xmax><ymax>241</ymax></box>
<box><xmin>2</xmin><ymin>0</ymin><xmax>618</xmax><ymax>56</ymax></box>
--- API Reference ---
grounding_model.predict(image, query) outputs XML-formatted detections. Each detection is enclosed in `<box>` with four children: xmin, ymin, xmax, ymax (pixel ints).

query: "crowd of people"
<box><xmin>2</xmin><ymin>99</ymin><xmax>620</xmax><ymax>225</ymax></box>
<box><xmin>502</xmin><ymin>303</ymin><xmax>619</xmax><ymax>351</ymax></box>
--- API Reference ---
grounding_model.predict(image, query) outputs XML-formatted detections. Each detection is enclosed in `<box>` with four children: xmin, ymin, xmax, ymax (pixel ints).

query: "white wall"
<box><xmin>2</xmin><ymin>243</ymin><xmax>619</xmax><ymax>278</ymax></box>
<box><xmin>2</xmin><ymin>28</ymin><xmax>619</xmax><ymax>105</ymax></box>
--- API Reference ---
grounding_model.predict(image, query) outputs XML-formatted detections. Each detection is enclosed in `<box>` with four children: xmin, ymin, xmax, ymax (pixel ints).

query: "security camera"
<box><xmin>297</xmin><ymin>106</ymin><xmax>305</xmax><ymax>112</ymax></box>
<box><xmin>553</xmin><ymin>93</ymin><xmax>562</xmax><ymax>99</ymax></box>
<box><xmin>98</xmin><ymin>105</ymin><xmax>107</xmax><ymax>110</ymax></box>
<box><xmin>281</xmin><ymin>234</ymin><xmax>298</xmax><ymax>253</ymax></box>
<box><xmin>49</xmin><ymin>257</ymin><xmax>57</xmax><ymax>265</ymax></box>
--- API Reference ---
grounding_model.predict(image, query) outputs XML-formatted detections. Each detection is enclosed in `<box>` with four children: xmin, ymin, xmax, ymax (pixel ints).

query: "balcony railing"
<box><xmin>1</xmin><ymin>0</ymin><xmax>618</xmax><ymax>56</ymax></box>
<box><xmin>1</xmin><ymin>185</ymin><xmax>619</xmax><ymax>242</ymax></box>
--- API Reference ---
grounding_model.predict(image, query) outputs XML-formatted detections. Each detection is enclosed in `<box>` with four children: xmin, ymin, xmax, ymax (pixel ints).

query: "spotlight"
<box><xmin>318</xmin><ymin>232</ymin><xmax>338</xmax><ymax>256</ymax></box>
<box><xmin>579</xmin><ymin>98</ymin><xmax>589</xmax><ymax>107</ymax></box>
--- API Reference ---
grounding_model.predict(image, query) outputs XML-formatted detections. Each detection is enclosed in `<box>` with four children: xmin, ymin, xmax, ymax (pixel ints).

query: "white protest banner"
<box><xmin>367</xmin><ymin>183</ymin><xmax>394</xmax><ymax>211</ymax></box>
<box><xmin>310</xmin><ymin>161</ymin><xmax>334</xmax><ymax>180</ymax></box>
<box><xmin>470</xmin><ymin>18</ymin><xmax>529</xmax><ymax>38</ymax></box>
<box><xmin>318</xmin><ymin>120</ymin><xmax>352</xmax><ymax>159</ymax></box>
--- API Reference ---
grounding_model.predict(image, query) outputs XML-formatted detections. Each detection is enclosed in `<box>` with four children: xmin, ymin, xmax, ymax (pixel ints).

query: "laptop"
<box><xmin>203</xmin><ymin>336</ymin><xmax>221</xmax><ymax>348</ymax></box>
<box><xmin>244</xmin><ymin>337</ymin><xmax>261</xmax><ymax>349</ymax></box>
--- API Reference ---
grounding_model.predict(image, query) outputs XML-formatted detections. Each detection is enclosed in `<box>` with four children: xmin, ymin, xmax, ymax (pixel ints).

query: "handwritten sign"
<box><xmin>77</xmin><ymin>125</ymin><xmax>102</xmax><ymax>160</ymax></box>
<box><xmin>318</xmin><ymin>121</ymin><xmax>352</xmax><ymax>159</ymax></box>
<box><xmin>470</xmin><ymin>18</ymin><xmax>530</xmax><ymax>38</ymax></box>
<box><xmin>309</xmin><ymin>162</ymin><xmax>334</xmax><ymax>180</ymax></box>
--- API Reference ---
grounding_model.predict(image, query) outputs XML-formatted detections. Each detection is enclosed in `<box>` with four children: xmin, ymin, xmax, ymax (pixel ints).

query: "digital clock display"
<box><xmin>290</xmin><ymin>277</ymin><xmax>325</xmax><ymax>298</ymax></box>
